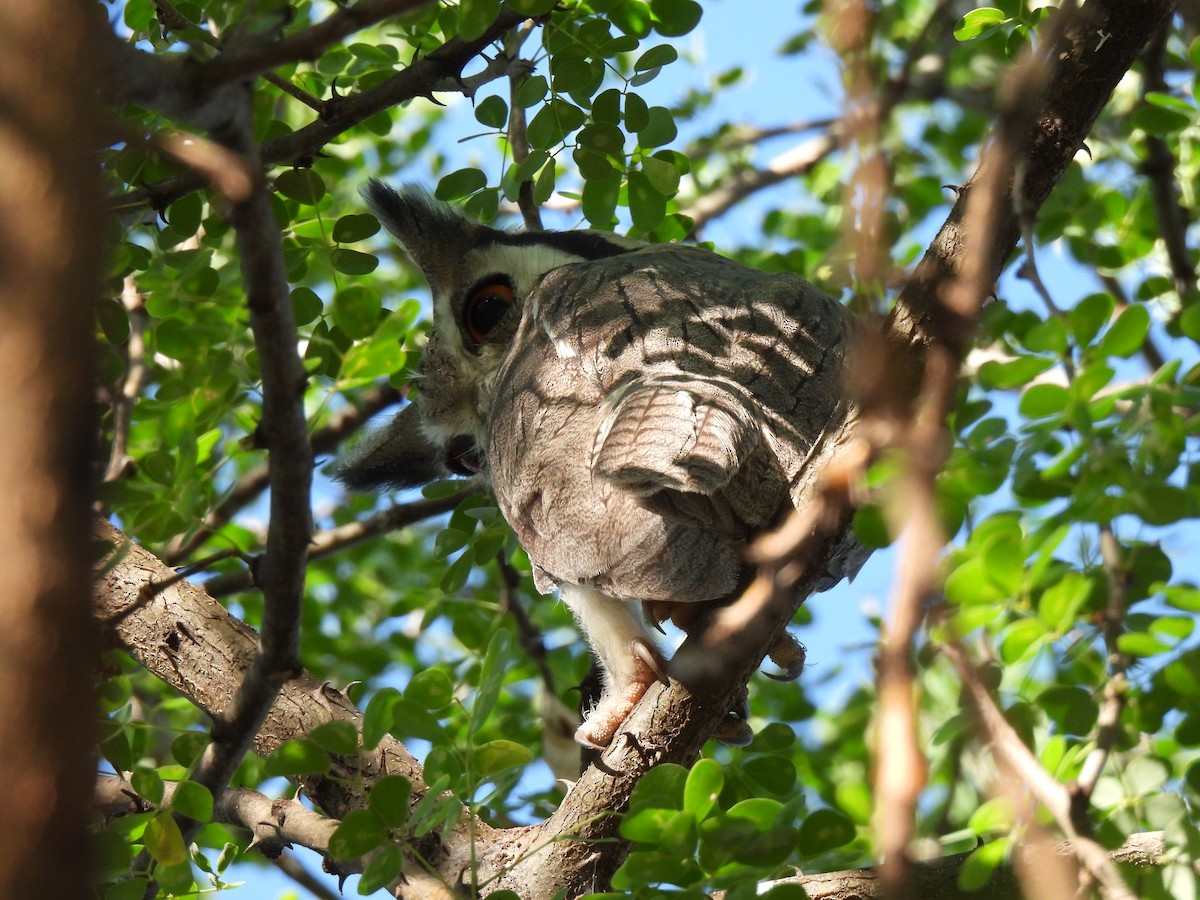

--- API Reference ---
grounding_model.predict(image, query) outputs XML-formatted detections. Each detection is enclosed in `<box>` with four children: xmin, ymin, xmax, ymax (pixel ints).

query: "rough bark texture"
<box><xmin>0</xmin><ymin>1</ymin><xmax>103</xmax><ymax>896</ymax></box>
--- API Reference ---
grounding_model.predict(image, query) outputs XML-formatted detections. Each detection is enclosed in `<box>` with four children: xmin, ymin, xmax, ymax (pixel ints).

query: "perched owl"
<box><xmin>339</xmin><ymin>181</ymin><xmax>856</xmax><ymax>749</ymax></box>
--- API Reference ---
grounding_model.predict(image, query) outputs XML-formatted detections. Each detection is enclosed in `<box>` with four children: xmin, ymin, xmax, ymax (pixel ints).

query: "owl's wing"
<box><xmin>593</xmin><ymin>376</ymin><xmax>759</xmax><ymax>496</ymax></box>
<box><xmin>593</xmin><ymin>375</ymin><xmax>786</xmax><ymax>539</ymax></box>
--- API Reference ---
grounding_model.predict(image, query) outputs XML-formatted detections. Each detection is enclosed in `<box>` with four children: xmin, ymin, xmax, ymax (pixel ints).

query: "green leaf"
<box><xmin>458</xmin><ymin>0</ymin><xmax>500</xmax><ymax>41</ymax></box>
<box><xmin>1038</xmin><ymin>685</ymin><xmax>1098</xmax><ymax>735</ymax></box>
<box><xmin>683</xmin><ymin>758</ymin><xmax>724</xmax><ymax>820</ymax></box>
<box><xmin>472</xmin><ymin>629</ymin><xmax>513</xmax><ymax>733</ymax></box>
<box><xmin>406</xmin><ymin>668</ymin><xmax>455</xmax><ymax>709</ymax></box>
<box><xmin>475</xmin><ymin>95</ymin><xmax>508</xmax><ymax>128</ymax></box>
<box><xmin>170</xmin><ymin>780</ymin><xmax>213</xmax><ymax>822</ymax></box>
<box><xmin>357</xmin><ymin>842</ymin><xmax>403</xmax><ymax>895</ymax></box>
<box><xmin>275</xmin><ymin>169</ymin><xmax>326</xmax><ymax>204</ymax></box>
<box><xmin>330</xmin><ymin>248</ymin><xmax>380</xmax><ymax>277</ymax></box>
<box><xmin>144</xmin><ymin>812</ymin><xmax>187</xmax><ymax>865</ymax></box>
<box><xmin>977</xmin><ymin>355</ymin><xmax>1055</xmax><ymax>389</ymax></box>
<box><xmin>744</xmin><ymin>755</ymin><xmax>797</xmax><ymax>795</ymax></box>
<box><xmin>636</xmin><ymin>105</ymin><xmax>677</xmax><ymax>148</ymax></box>
<box><xmin>264</xmin><ymin>738</ymin><xmax>331</xmax><ymax>777</ymax></box>
<box><xmin>1117</xmin><ymin>631</ymin><xmax>1171</xmax><ymax>657</ymax></box>
<box><xmin>1070</xmin><ymin>292</ymin><xmax>1115</xmax><ymax>346</ymax></box>
<box><xmin>390</xmin><ymin>698</ymin><xmax>449</xmax><ymax>743</ymax></box>
<box><xmin>333</xmin><ymin>284</ymin><xmax>382</xmax><ymax>338</ymax></box>
<box><xmin>1124</xmin><ymin>756</ymin><xmax>1169</xmax><ymax>795</ymax></box>
<box><xmin>515</xmin><ymin>75</ymin><xmax>548</xmax><ymax>108</ymax></box>
<box><xmin>436</xmin><ymin>168</ymin><xmax>488</xmax><ymax>201</ymax></box>
<box><xmin>967</xmin><ymin>797</ymin><xmax>1014</xmax><ymax>836</ymax></box>
<box><xmin>620</xmin><ymin>806</ymin><xmax>673</xmax><ymax>842</ymax></box>
<box><xmin>999</xmin><ymin>618</ymin><xmax>1046</xmax><ymax>663</ymax></box>
<box><xmin>131</xmin><ymin>767</ymin><xmax>164</xmax><ymax>806</ymax></box>
<box><xmin>333</xmin><ymin>213</ymin><xmax>381</xmax><ymax>243</ymax></box>
<box><xmin>641</xmin><ymin>155</ymin><xmax>679</xmax><ymax>195</ymax></box>
<box><xmin>651</xmin><ymin>0</ymin><xmax>702</xmax><ymax>36</ymax></box>
<box><xmin>506</xmin><ymin>0</ymin><xmax>557</xmax><ymax>13</ymax></box>
<box><xmin>474</xmin><ymin>739</ymin><xmax>534</xmax><ymax>777</ymax></box>
<box><xmin>291</xmin><ymin>286</ymin><xmax>324</xmax><ymax>325</ymax></box>
<box><xmin>629</xmin><ymin>762</ymin><xmax>688</xmax><ymax>811</ymax></box>
<box><xmin>628</xmin><ymin>170</ymin><xmax>666</xmax><ymax>231</ymax></box>
<box><xmin>578</xmin><ymin>122</ymin><xmax>625</xmax><ymax>156</ymax></box>
<box><xmin>954</xmin><ymin>8</ymin><xmax>1007</xmax><ymax>41</ymax></box>
<box><xmin>582</xmin><ymin>171</ymin><xmax>621</xmax><ymax>227</ymax></box>
<box><xmin>1019</xmin><ymin>383</ymin><xmax>1069</xmax><ymax>418</ymax></box>
<box><xmin>552</xmin><ymin>57</ymin><xmax>595</xmax><ymax>93</ymax></box>
<box><xmin>1098</xmin><ymin>304</ymin><xmax>1150</xmax><ymax>358</ymax></box>
<box><xmin>308</xmin><ymin>720</ymin><xmax>360</xmax><ymax>755</ymax></box>
<box><xmin>796</xmin><ymin>807</ymin><xmax>855</xmax><ymax>854</ymax></box>
<box><xmin>369</xmin><ymin>776</ymin><xmax>412</xmax><ymax>829</ymax></box>
<box><xmin>610</xmin><ymin>0</ymin><xmax>653</xmax><ymax>37</ymax></box>
<box><xmin>328</xmin><ymin>809</ymin><xmax>388</xmax><ymax>860</ymax></box>
<box><xmin>1038</xmin><ymin>572</ymin><xmax>1092</xmax><ymax>633</ymax></box>
<box><xmin>634</xmin><ymin>44</ymin><xmax>678</xmax><ymax>72</ymax></box>
<box><xmin>958</xmin><ymin>837</ymin><xmax>1009</xmax><ymax>891</ymax></box>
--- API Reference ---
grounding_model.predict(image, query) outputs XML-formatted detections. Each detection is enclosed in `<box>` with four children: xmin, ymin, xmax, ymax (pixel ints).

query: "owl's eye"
<box><xmin>462</xmin><ymin>278</ymin><xmax>515</xmax><ymax>350</ymax></box>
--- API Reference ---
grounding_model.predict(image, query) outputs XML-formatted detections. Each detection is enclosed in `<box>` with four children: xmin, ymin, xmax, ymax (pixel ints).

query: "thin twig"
<box><xmin>505</xmin><ymin>22</ymin><xmax>542</xmax><ymax>229</ymax></box>
<box><xmin>167</xmin><ymin>382</ymin><xmax>404</xmax><ymax>563</ymax></box>
<box><xmin>202</xmin><ymin>0</ymin><xmax>439</xmax><ymax>85</ymax></box>
<box><xmin>202</xmin><ymin>487</ymin><xmax>474</xmax><ymax>597</ymax></box>
<box><xmin>940</xmin><ymin>636</ymin><xmax>1138</xmax><ymax>900</ymax></box>
<box><xmin>1075</xmin><ymin>524</ymin><xmax>1133</xmax><ymax>798</ymax></box>
<box><xmin>104</xmin><ymin>276</ymin><xmax>150</xmax><ymax>483</ymax></box>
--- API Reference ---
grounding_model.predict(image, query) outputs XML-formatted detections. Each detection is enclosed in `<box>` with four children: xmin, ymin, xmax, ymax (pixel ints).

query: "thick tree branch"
<box><xmin>168</xmin><ymin>81</ymin><xmax>314</xmax><ymax>844</ymax></box>
<box><xmin>93</xmin><ymin>518</ymin><xmax>480</xmax><ymax>884</ymax></box>
<box><xmin>889</xmin><ymin>0</ymin><xmax>1178</xmax><ymax>358</ymax></box>
<box><xmin>1140</xmin><ymin>20</ymin><xmax>1197</xmax><ymax>302</ymax></box>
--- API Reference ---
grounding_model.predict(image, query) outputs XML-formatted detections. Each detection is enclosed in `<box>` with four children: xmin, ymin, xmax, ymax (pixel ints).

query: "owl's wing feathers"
<box><xmin>593</xmin><ymin>376</ymin><xmax>759</xmax><ymax>496</ymax></box>
<box><xmin>591</xmin><ymin>375</ymin><xmax>786</xmax><ymax>539</ymax></box>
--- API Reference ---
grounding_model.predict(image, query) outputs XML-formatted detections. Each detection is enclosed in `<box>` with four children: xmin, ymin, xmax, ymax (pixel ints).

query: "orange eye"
<box><xmin>462</xmin><ymin>278</ymin><xmax>515</xmax><ymax>350</ymax></box>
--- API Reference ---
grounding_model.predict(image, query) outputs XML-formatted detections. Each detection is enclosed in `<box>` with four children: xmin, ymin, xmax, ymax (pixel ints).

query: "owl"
<box><xmin>339</xmin><ymin>181</ymin><xmax>856</xmax><ymax>750</ymax></box>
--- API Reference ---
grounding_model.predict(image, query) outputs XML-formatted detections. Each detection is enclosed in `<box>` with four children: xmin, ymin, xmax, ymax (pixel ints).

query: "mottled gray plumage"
<box><xmin>339</xmin><ymin>182</ymin><xmax>855</xmax><ymax>748</ymax></box>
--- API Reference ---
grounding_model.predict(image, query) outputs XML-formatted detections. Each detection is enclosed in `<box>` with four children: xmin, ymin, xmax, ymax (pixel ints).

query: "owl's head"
<box><xmin>336</xmin><ymin>181</ymin><xmax>639</xmax><ymax>490</ymax></box>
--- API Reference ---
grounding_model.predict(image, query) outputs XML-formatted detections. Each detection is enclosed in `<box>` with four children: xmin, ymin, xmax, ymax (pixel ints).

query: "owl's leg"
<box><xmin>559</xmin><ymin>584</ymin><xmax>668</xmax><ymax>749</ymax></box>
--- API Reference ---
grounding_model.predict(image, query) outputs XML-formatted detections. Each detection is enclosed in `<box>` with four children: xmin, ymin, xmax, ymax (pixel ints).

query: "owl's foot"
<box><xmin>763</xmin><ymin>631</ymin><xmax>806</xmax><ymax>681</ymax></box>
<box><xmin>575</xmin><ymin>638</ymin><xmax>668</xmax><ymax>750</ymax></box>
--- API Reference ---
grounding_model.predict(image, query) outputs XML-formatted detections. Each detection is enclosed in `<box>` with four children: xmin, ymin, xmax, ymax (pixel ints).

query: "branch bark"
<box><xmin>0</xmin><ymin>1</ymin><xmax>103</xmax><ymax>896</ymax></box>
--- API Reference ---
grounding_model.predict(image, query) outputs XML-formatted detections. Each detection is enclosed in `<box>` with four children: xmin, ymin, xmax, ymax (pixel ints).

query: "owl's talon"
<box><xmin>631</xmin><ymin>638</ymin><xmax>669</xmax><ymax>686</ymax></box>
<box><xmin>764</xmin><ymin>632</ymin><xmax>806</xmax><ymax>681</ymax></box>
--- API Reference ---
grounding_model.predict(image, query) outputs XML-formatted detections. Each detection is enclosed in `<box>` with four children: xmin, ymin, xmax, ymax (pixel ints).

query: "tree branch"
<box><xmin>107</xmin><ymin>7</ymin><xmax>529</xmax><ymax>217</ymax></box>
<box><xmin>202</xmin><ymin>488</ymin><xmax>475</xmax><ymax>597</ymax></box>
<box><xmin>167</xmin><ymin>382</ymin><xmax>405</xmax><ymax>563</ymax></box>
<box><xmin>201</xmin><ymin>0</ymin><xmax>439</xmax><ymax>86</ymax></box>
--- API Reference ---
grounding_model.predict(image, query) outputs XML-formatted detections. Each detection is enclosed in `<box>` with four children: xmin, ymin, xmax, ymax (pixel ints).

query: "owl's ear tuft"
<box><xmin>333</xmin><ymin>402</ymin><xmax>447</xmax><ymax>491</ymax></box>
<box><xmin>361</xmin><ymin>180</ymin><xmax>482</xmax><ymax>292</ymax></box>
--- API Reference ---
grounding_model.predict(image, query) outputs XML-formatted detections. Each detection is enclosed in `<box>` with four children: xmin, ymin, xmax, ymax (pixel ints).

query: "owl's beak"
<box><xmin>445</xmin><ymin>435</ymin><xmax>483</xmax><ymax>476</ymax></box>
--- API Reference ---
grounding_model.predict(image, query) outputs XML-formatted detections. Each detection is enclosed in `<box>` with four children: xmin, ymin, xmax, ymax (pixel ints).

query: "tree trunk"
<box><xmin>0</xmin><ymin>1</ymin><xmax>102</xmax><ymax>895</ymax></box>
